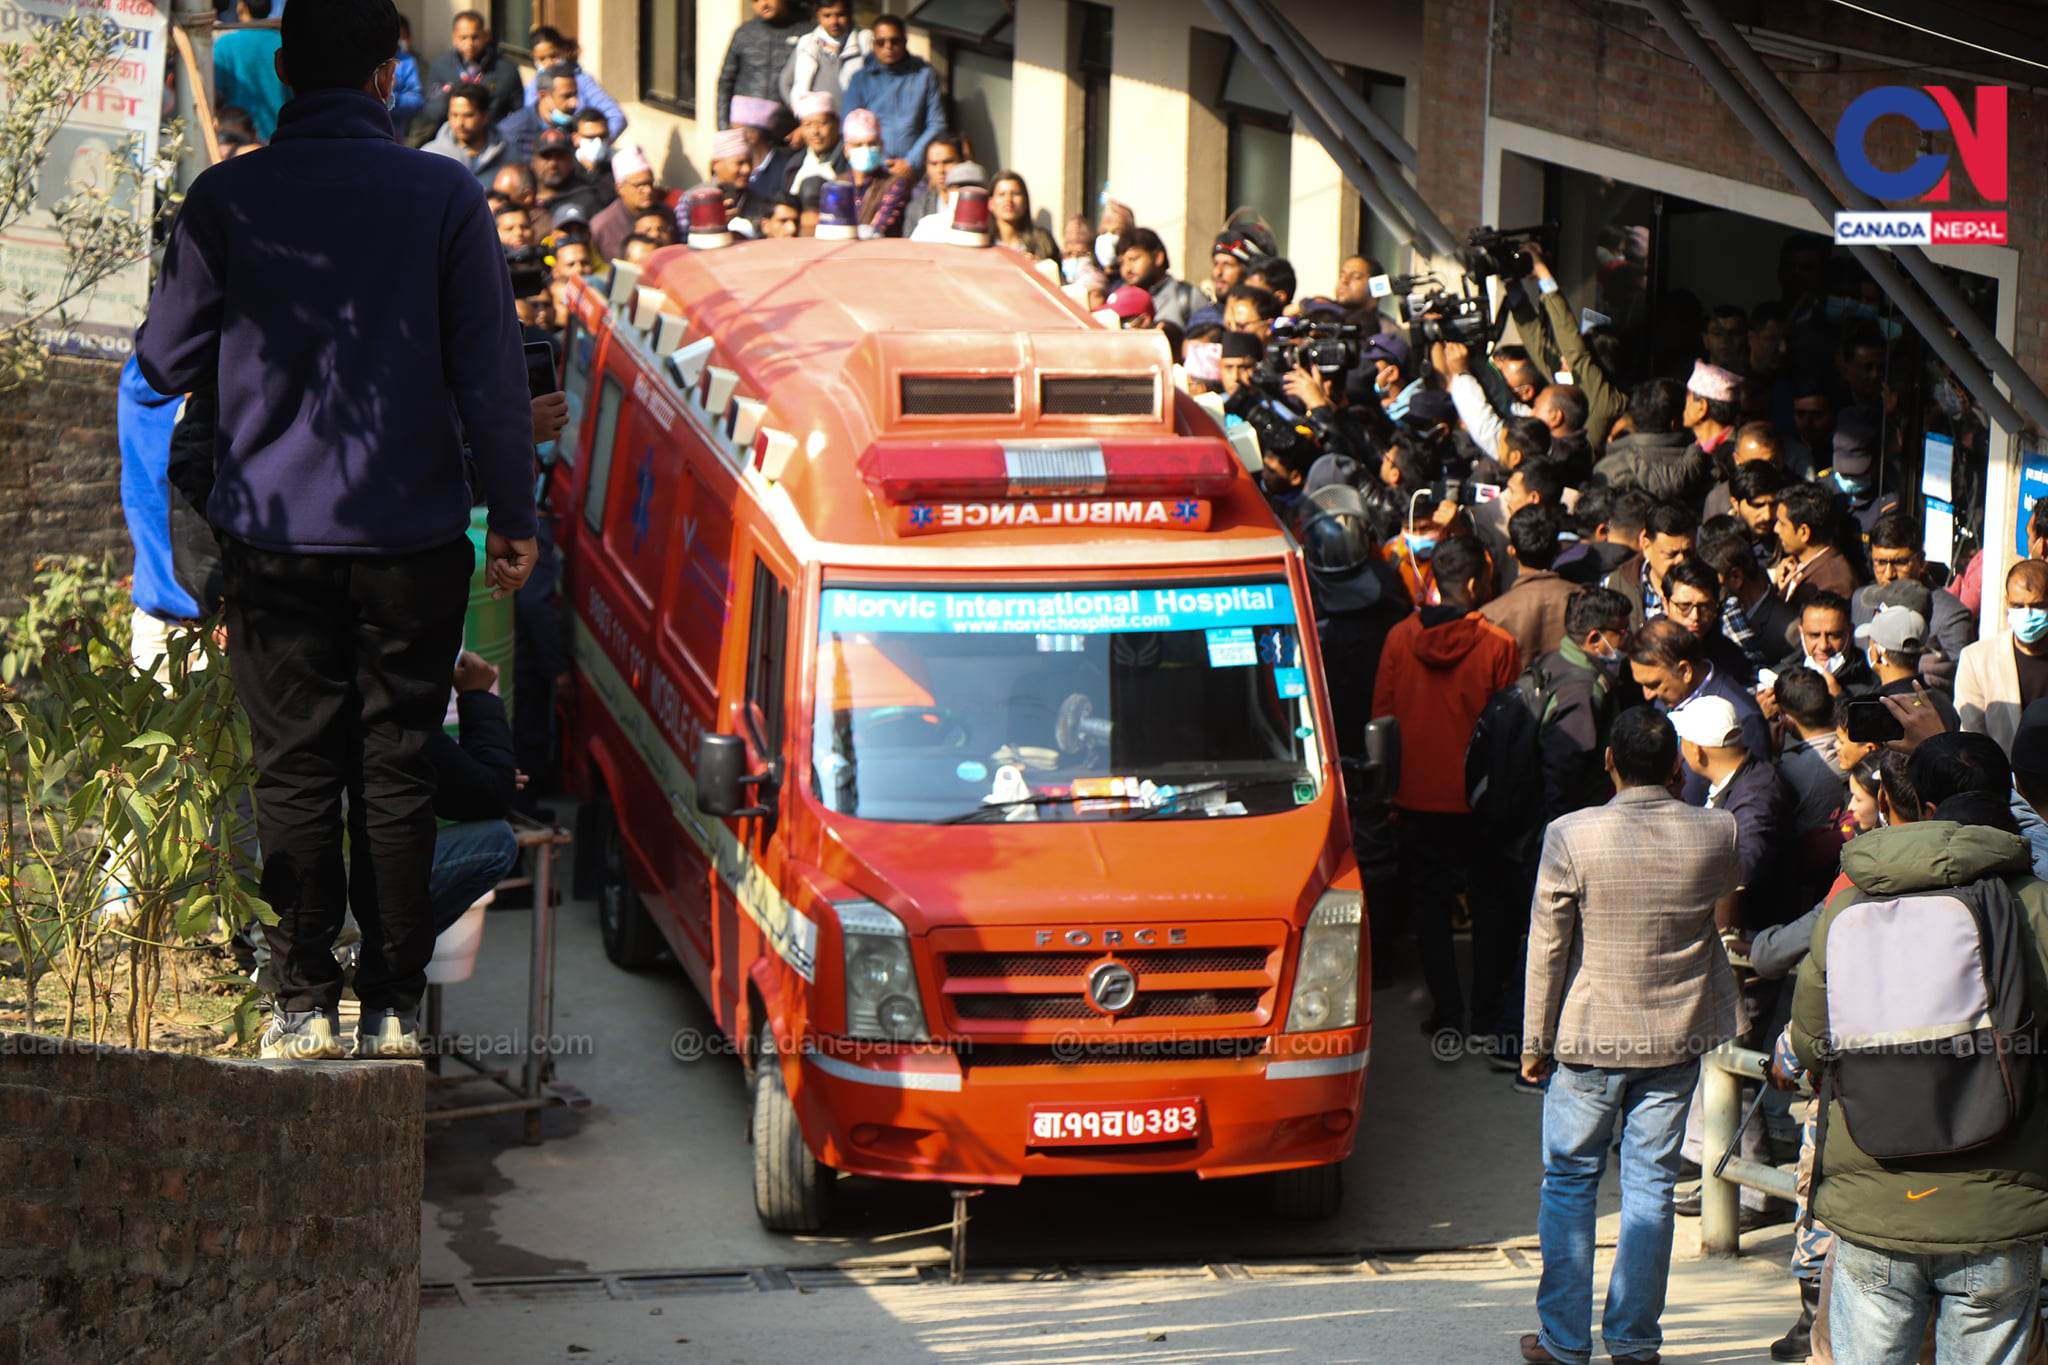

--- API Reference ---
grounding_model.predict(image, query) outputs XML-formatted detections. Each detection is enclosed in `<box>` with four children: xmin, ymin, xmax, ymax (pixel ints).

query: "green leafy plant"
<box><xmin>0</xmin><ymin>561</ymin><xmax>266</xmax><ymax>1048</ymax></box>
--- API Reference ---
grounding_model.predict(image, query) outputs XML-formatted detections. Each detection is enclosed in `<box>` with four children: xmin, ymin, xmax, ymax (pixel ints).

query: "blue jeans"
<box><xmin>1537</xmin><ymin>1059</ymin><xmax>1699</xmax><ymax>1365</ymax></box>
<box><xmin>1830</xmin><ymin>1236</ymin><xmax>2042</xmax><ymax>1365</ymax></box>
<box><xmin>429</xmin><ymin>820</ymin><xmax>520</xmax><ymax>937</ymax></box>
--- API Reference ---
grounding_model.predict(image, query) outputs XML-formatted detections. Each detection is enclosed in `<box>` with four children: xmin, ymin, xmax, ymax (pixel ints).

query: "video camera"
<box><xmin>506</xmin><ymin>245</ymin><xmax>551</xmax><ymax>300</ymax></box>
<box><xmin>1375</xmin><ymin>223</ymin><xmax>1555</xmax><ymax>362</ymax></box>
<box><xmin>1252</xmin><ymin>314</ymin><xmax>1367</xmax><ymax>387</ymax></box>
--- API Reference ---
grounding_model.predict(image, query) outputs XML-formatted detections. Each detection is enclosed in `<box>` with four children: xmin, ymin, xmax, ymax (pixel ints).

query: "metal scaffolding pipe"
<box><xmin>1217</xmin><ymin>0</ymin><xmax>1462</xmax><ymax>260</ymax></box>
<box><xmin>1639</xmin><ymin>0</ymin><xmax>2030</xmax><ymax>437</ymax></box>
<box><xmin>1684</xmin><ymin>0</ymin><xmax>2048</xmax><ymax>436</ymax></box>
<box><xmin>1259</xmin><ymin>1</ymin><xmax>1417</xmax><ymax>173</ymax></box>
<box><xmin>1196</xmin><ymin>0</ymin><xmax>1425</xmax><ymax>256</ymax></box>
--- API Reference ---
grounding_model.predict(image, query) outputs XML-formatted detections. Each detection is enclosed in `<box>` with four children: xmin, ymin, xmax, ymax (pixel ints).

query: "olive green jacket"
<box><xmin>1521</xmin><ymin>287</ymin><xmax>1628</xmax><ymax>456</ymax></box>
<box><xmin>1790</xmin><ymin>822</ymin><xmax>2048</xmax><ymax>1254</ymax></box>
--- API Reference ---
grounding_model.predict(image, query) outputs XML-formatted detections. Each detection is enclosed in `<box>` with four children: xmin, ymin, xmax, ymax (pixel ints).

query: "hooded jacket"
<box><xmin>1370</xmin><ymin>605</ymin><xmax>1521</xmax><ymax>812</ymax></box>
<box><xmin>136</xmin><ymin>90</ymin><xmax>536</xmax><ymax>554</ymax></box>
<box><xmin>1791</xmin><ymin>821</ymin><xmax>2048</xmax><ymax>1254</ymax></box>
<box><xmin>1592</xmin><ymin>428</ymin><xmax>1712</xmax><ymax>507</ymax></box>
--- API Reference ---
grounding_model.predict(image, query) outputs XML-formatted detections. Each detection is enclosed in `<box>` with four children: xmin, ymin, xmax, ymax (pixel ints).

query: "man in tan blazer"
<box><xmin>1518</xmin><ymin>705</ymin><xmax>1741</xmax><ymax>1365</ymax></box>
<box><xmin>1956</xmin><ymin>557</ymin><xmax>2048</xmax><ymax>756</ymax></box>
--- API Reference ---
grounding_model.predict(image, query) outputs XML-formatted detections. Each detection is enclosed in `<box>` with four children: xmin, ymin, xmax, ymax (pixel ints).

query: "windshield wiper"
<box><xmin>937</xmin><ymin>793</ymin><xmax>1119</xmax><ymax>826</ymax></box>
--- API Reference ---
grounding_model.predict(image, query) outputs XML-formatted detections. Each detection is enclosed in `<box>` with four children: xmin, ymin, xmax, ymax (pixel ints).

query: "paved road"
<box><xmin>419</xmin><ymin>889</ymin><xmax>1799</xmax><ymax>1360</ymax></box>
<box><xmin>417</xmin><ymin>1233</ymin><xmax>1799</xmax><ymax>1364</ymax></box>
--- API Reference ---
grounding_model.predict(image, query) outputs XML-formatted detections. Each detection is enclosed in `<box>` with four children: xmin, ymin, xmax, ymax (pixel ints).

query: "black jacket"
<box><xmin>431</xmin><ymin>689</ymin><xmax>518</xmax><ymax>821</ymax></box>
<box><xmin>416</xmin><ymin>45</ymin><xmax>525</xmax><ymax>144</ymax></box>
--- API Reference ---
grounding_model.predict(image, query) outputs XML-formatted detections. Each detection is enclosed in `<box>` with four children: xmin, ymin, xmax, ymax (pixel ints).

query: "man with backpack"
<box><xmin>1371</xmin><ymin>535</ymin><xmax>1520</xmax><ymax>1045</ymax></box>
<box><xmin>1787</xmin><ymin>732</ymin><xmax>2048</xmax><ymax>1364</ymax></box>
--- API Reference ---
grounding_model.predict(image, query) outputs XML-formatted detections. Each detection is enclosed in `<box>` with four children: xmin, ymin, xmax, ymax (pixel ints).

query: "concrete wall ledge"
<box><xmin>0</xmin><ymin>1031</ymin><xmax>423</xmax><ymax>1364</ymax></box>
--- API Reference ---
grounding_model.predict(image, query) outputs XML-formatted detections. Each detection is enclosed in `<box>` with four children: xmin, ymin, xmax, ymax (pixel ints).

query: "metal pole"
<box><xmin>1699</xmin><ymin>1057</ymin><xmax>1742</xmax><ymax>1255</ymax></box>
<box><xmin>1256</xmin><ymin>0</ymin><xmax>1418</xmax><ymax>173</ymax></box>
<box><xmin>1682</xmin><ymin>0</ymin><xmax>2048</xmax><ymax>437</ymax></box>
<box><xmin>1194</xmin><ymin>0</ymin><xmax>1425</xmax><ymax>258</ymax></box>
<box><xmin>1638</xmin><ymin>0</ymin><xmax>2032</xmax><ymax>439</ymax></box>
<box><xmin>1214</xmin><ymin>0</ymin><xmax>1463</xmax><ymax>261</ymax></box>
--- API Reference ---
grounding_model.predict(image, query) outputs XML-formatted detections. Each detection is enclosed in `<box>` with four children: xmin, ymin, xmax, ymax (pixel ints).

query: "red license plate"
<box><xmin>1027</xmin><ymin>1099</ymin><xmax>1203</xmax><ymax>1147</ymax></box>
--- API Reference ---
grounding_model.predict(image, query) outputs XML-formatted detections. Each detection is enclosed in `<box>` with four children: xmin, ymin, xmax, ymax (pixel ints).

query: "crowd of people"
<box><xmin>1123</xmin><ymin>170</ymin><xmax>2026</xmax><ymax>1365</ymax></box>
<box><xmin>163</xmin><ymin>3</ymin><xmax>2048</xmax><ymax>1359</ymax></box>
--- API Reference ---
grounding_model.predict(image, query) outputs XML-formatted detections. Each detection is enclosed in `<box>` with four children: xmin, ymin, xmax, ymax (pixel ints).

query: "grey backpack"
<box><xmin>1817</xmin><ymin>876</ymin><xmax>2037</xmax><ymax>1161</ymax></box>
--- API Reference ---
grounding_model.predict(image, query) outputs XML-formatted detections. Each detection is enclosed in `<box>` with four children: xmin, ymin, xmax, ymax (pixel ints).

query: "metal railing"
<box><xmin>1699</xmin><ymin>1041</ymin><xmax>1810</xmax><ymax>1256</ymax></box>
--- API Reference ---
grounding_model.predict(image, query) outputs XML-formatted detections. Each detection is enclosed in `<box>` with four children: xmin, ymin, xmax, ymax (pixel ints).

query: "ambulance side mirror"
<box><xmin>1356</xmin><ymin>717</ymin><xmax>1401</xmax><ymax>805</ymax></box>
<box><xmin>697</xmin><ymin>733</ymin><xmax>774</xmax><ymax>819</ymax></box>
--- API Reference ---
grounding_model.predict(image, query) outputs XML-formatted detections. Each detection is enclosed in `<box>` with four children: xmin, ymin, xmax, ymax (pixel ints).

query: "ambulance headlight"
<box><xmin>1285</xmin><ymin>891</ymin><xmax>1362</xmax><ymax>1032</ymax></box>
<box><xmin>837</xmin><ymin>900</ymin><xmax>928</xmax><ymax>1041</ymax></box>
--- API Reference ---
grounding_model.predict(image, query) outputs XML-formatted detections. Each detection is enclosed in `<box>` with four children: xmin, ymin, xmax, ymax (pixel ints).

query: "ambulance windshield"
<box><xmin>811</xmin><ymin>580</ymin><xmax>1323</xmax><ymax>823</ymax></box>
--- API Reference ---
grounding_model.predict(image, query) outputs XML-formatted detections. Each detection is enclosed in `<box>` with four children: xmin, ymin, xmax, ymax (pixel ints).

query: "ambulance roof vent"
<box><xmin>899</xmin><ymin>375</ymin><xmax>1017</xmax><ymax>417</ymax></box>
<box><xmin>1040</xmin><ymin>374</ymin><xmax>1158</xmax><ymax>418</ymax></box>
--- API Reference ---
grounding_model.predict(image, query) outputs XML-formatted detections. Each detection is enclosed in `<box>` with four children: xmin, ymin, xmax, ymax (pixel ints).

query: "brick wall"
<box><xmin>0</xmin><ymin>356</ymin><xmax>126</xmax><ymax>609</ymax></box>
<box><xmin>1417</xmin><ymin>0</ymin><xmax>2048</xmax><ymax>394</ymax></box>
<box><xmin>0</xmin><ymin>1034</ymin><xmax>423</xmax><ymax>1365</ymax></box>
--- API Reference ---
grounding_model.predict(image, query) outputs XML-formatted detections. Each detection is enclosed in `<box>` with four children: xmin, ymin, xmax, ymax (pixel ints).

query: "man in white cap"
<box><xmin>590</xmin><ymin>142</ymin><xmax>665</xmax><ymax>263</ymax></box>
<box><xmin>1859</xmin><ymin>596</ymin><xmax>1960</xmax><ymax>730</ymax></box>
<box><xmin>1670</xmin><ymin>691</ymin><xmax>1797</xmax><ymax>1235</ymax></box>
<box><xmin>784</xmin><ymin>89</ymin><xmax>846</xmax><ymax>196</ymax></box>
<box><xmin>1683</xmin><ymin>359</ymin><xmax>1743</xmax><ymax>471</ymax></box>
<box><xmin>707</xmin><ymin>127</ymin><xmax>766</xmax><ymax>226</ymax></box>
<box><xmin>908</xmin><ymin>159</ymin><xmax>987</xmax><ymax>242</ymax></box>
<box><xmin>728</xmin><ymin>94</ymin><xmax>791</xmax><ymax>197</ymax></box>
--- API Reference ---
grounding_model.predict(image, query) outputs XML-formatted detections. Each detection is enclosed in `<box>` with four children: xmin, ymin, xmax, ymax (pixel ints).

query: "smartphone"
<box><xmin>523</xmin><ymin>339</ymin><xmax>560</xmax><ymax>398</ymax></box>
<box><xmin>1844</xmin><ymin>698</ymin><xmax>1905</xmax><ymax>745</ymax></box>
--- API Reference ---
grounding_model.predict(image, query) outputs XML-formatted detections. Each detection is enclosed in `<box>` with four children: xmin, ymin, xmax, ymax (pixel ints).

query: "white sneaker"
<box><xmin>353</xmin><ymin>1010</ymin><xmax>422</xmax><ymax>1059</ymax></box>
<box><xmin>258</xmin><ymin>1009</ymin><xmax>343</xmax><ymax>1061</ymax></box>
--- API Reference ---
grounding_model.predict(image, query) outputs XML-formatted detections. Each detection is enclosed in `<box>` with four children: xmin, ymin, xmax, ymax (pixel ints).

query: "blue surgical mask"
<box><xmin>1094</xmin><ymin>231</ymin><xmax>1119</xmax><ymax>269</ymax></box>
<box><xmin>1402</xmin><ymin>532</ymin><xmax>1436</xmax><ymax>563</ymax></box>
<box><xmin>1060</xmin><ymin>256</ymin><xmax>1082</xmax><ymax>285</ymax></box>
<box><xmin>2011</xmin><ymin>606</ymin><xmax>2048</xmax><ymax>644</ymax></box>
<box><xmin>848</xmin><ymin>144</ymin><xmax>883</xmax><ymax>174</ymax></box>
<box><xmin>548</xmin><ymin>106</ymin><xmax>577</xmax><ymax>129</ymax></box>
<box><xmin>1833</xmin><ymin>469</ymin><xmax>1873</xmax><ymax>496</ymax></box>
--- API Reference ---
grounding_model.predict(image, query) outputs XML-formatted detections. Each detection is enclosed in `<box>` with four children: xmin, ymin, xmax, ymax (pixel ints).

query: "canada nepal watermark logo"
<box><xmin>1832</xmin><ymin>86</ymin><xmax>2008</xmax><ymax>247</ymax></box>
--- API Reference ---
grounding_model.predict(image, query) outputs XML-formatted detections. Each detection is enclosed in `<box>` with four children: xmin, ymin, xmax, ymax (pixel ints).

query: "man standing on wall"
<box><xmin>138</xmin><ymin>0</ymin><xmax>537</xmax><ymax>1061</ymax></box>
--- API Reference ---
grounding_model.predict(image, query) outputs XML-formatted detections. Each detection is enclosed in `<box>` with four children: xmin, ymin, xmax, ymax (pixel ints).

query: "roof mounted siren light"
<box><xmin>947</xmin><ymin>185</ymin><xmax>993</xmax><ymax>247</ymax></box>
<box><xmin>816</xmin><ymin>180</ymin><xmax>860</xmax><ymax>241</ymax></box>
<box><xmin>685</xmin><ymin>185</ymin><xmax>732</xmax><ymax>251</ymax></box>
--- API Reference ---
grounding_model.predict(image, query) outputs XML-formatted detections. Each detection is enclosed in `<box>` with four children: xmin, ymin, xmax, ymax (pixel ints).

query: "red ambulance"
<box><xmin>550</xmin><ymin>236</ymin><xmax>1381</xmax><ymax>1231</ymax></box>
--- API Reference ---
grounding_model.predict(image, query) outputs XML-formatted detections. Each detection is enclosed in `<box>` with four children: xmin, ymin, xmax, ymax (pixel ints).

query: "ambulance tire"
<box><xmin>752</xmin><ymin>1020</ymin><xmax>835</xmax><ymax>1232</ymax></box>
<box><xmin>597</xmin><ymin>803</ymin><xmax>664</xmax><ymax>970</ymax></box>
<box><xmin>1265</xmin><ymin>1162</ymin><xmax>1343</xmax><ymax>1220</ymax></box>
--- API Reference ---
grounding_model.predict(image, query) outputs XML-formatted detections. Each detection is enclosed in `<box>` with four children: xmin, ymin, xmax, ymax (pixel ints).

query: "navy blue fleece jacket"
<box><xmin>137</xmin><ymin>89</ymin><xmax>535</xmax><ymax>554</ymax></box>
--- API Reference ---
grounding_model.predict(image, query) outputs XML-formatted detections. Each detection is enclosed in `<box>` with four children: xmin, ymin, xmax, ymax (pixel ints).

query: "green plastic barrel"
<box><xmin>458</xmin><ymin>505</ymin><xmax>515</xmax><ymax>727</ymax></box>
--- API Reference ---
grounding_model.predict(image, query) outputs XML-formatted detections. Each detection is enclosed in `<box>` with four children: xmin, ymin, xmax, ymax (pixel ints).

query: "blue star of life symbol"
<box><xmin>909</xmin><ymin>504</ymin><xmax>935</xmax><ymax>528</ymax></box>
<box><xmin>631</xmin><ymin>450</ymin><xmax>655</xmax><ymax>553</ymax></box>
<box><xmin>1173</xmin><ymin>499</ymin><xmax>1200</xmax><ymax>524</ymax></box>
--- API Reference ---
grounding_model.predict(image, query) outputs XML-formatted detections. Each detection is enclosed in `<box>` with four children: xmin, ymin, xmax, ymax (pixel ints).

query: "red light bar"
<box><xmin>859</xmin><ymin>439</ymin><xmax>1239</xmax><ymax>502</ymax></box>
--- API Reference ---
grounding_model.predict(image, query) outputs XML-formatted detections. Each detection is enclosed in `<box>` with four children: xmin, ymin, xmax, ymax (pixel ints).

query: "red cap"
<box><xmin>1106</xmin><ymin>285</ymin><xmax>1153</xmax><ymax>321</ymax></box>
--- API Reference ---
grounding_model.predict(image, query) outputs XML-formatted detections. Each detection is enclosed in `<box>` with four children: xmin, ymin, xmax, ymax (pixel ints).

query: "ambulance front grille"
<box><xmin>953</xmin><ymin>990</ymin><xmax>1264</xmax><ymax>1021</ymax></box>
